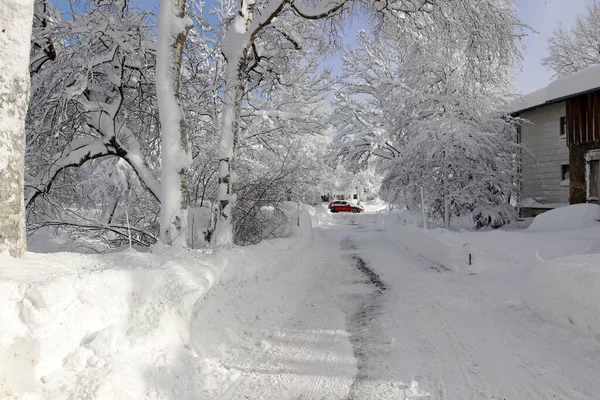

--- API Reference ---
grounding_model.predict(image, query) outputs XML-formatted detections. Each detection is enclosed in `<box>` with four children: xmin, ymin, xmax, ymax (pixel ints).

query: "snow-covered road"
<box><xmin>195</xmin><ymin>215</ymin><xmax>600</xmax><ymax>399</ymax></box>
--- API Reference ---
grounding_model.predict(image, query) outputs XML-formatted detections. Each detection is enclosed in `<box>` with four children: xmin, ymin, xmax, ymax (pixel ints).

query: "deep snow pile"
<box><xmin>527</xmin><ymin>254</ymin><xmax>600</xmax><ymax>337</ymax></box>
<box><xmin>385</xmin><ymin>204</ymin><xmax>600</xmax><ymax>338</ymax></box>
<box><xmin>0</xmin><ymin>248</ymin><xmax>220</xmax><ymax>399</ymax></box>
<box><xmin>527</xmin><ymin>203</ymin><xmax>600</xmax><ymax>231</ymax></box>
<box><xmin>387</xmin><ymin>204</ymin><xmax>600</xmax><ymax>272</ymax></box>
<box><xmin>0</xmin><ymin>214</ymin><xmax>313</xmax><ymax>399</ymax></box>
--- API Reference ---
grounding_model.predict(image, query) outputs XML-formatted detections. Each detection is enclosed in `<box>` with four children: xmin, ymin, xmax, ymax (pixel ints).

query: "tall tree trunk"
<box><xmin>157</xmin><ymin>0</ymin><xmax>191</xmax><ymax>247</ymax></box>
<box><xmin>0</xmin><ymin>0</ymin><xmax>35</xmax><ymax>257</ymax></box>
<box><xmin>213</xmin><ymin>61</ymin><xmax>246</xmax><ymax>248</ymax></box>
<box><xmin>212</xmin><ymin>0</ymin><xmax>253</xmax><ymax>248</ymax></box>
<box><xmin>442</xmin><ymin>171</ymin><xmax>450</xmax><ymax>229</ymax></box>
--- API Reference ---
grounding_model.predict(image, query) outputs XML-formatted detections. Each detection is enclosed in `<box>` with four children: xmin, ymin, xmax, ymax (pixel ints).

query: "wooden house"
<box><xmin>512</xmin><ymin>65</ymin><xmax>600</xmax><ymax>216</ymax></box>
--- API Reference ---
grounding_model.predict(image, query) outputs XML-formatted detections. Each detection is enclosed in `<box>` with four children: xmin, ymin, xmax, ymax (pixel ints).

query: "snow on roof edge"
<box><xmin>511</xmin><ymin>64</ymin><xmax>600</xmax><ymax>113</ymax></box>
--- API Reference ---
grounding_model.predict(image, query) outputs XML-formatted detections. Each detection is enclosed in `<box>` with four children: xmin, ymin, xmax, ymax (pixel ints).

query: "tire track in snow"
<box><xmin>341</xmin><ymin>237</ymin><xmax>388</xmax><ymax>400</ymax></box>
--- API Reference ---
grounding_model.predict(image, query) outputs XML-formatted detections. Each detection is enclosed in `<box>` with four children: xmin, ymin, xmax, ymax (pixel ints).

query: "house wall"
<box><xmin>520</xmin><ymin>102</ymin><xmax>570</xmax><ymax>204</ymax></box>
<box><xmin>569</xmin><ymin>142</ymin><xmax>600</xmax><ymax>204</ymax></box>
<box><xmin>566</xmin><ymin>92</ymin><xmax>600</xmax><ymax>204</ymax></box>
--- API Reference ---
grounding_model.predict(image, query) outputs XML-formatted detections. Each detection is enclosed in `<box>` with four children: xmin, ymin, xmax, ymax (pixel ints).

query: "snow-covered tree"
<box><xmin>212</xmin><ymin>0</ymin><xmax>347</xmax><ymax>248</ymax></box>
<box><xmin>543</xmin><ymin>1</ymin><xmax>600</xmax><ymax>78</ymax></box>
<box><xmin>25</xmin><ymin>0</ymin><xmax>162</xmax><ymax>248</ymax></box>
<box><xmin>30</xmin><ymin>0</ymin><xmax>57</xmax><ymax>75</ymax></box>
<box><xmin>213</xmin><ymin>0</ymin><xmax>525</xmax><ymax>244</ymax></box>
<box><xmin>0</xmin><ymin>0</ymin><xmax>35</xmax><ymax>257</ymax></box>
<box><xmin>331</xmin><ymin>6</ymin><xmax>522</xmax><ymax>227</ymax></box>
<box><xmin>157</xmin><ymin>0</ymin><xmax>193</xmax><ymax>247</ymax></box>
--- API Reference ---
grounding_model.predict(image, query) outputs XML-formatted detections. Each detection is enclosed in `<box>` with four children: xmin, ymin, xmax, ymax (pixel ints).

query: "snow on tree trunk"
<box><xmin>213</xmin><ymin>52</ymin><xmax>249</xmax><ymax>248</ymax></box>
<box><xmin>0</xmin><ymin>0</ymin><xmax>35</xmax><ymax>257</ymax></box>
<box><xmin>212</xmin><ymin>0</ymin><xmax>255</xmax><ymax>248</ymax></box>
<box><xmin>442</xmin><ymin>168</ymin><xmax>450</xmax><ymax>229</ymax></box>
<box><xmin>211</xmin><ymin>0</ymin><xmax>346</xmax><ymax>247</ymax></box>
<box><xmin>157</xmin><ymin>0</ymin><xmax>192</xmax><ymax>247</ymax></box>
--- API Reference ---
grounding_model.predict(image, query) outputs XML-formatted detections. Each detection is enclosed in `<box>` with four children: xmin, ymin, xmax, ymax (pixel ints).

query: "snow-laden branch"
<box><xmin>83</xmin><ymin>109</ymin><xmax>162</xmax><ymax>202</ymax></box>
<box><xmin>290</xmin><ymin>0</ymin><xmax>345</xmax><ymax>20</ymax></box>
<box><xmin>26</xmin><ymin>138</ymin><xmax>110</xmax><ymax>208</ymax></box>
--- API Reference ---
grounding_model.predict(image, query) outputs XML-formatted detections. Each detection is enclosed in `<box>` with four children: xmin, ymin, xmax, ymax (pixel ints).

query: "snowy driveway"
<box><xmin>194</xmin><ymin>215</ymin><xmax>600</xmax><ymax>399</ymax></box>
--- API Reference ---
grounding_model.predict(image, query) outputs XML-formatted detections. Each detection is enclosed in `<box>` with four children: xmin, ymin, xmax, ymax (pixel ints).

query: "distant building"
<box><xmin>512</xmin><ymin>65</ymin><xmax>600</xmax><ymax>216</ymax></box>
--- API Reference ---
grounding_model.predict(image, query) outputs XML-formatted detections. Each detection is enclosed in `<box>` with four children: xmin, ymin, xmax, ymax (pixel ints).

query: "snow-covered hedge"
<box><xmin>526</xmin><ymin>254</ymin><xmax>600</xmax><ymax>337</ymax></box>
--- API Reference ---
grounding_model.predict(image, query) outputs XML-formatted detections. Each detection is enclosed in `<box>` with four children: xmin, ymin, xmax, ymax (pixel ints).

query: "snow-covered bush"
<box><xmin>471</xmin><ymin>203</ymin><xmax>518</xmax><ymax>230</ymax></box>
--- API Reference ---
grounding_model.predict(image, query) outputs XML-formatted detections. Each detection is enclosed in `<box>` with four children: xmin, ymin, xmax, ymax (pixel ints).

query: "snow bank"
<box><xmin>0</xmin><ymin>233</ymin><xmax>310</xmax><ymax>399</ymax></box>
<box><xmin>385</xmin><ymin>216</ymin><xmax>469</xmax><ymax>270</ymax></box>
<box><xmin>384</xmin><ymin>206</ymin><xmax>600</xmax><ymax>274</ymax></box>
<box><xmin>304</xmin><ymin>203</ymin><xmax>335</xmax><ymax>226</ymax></box>
<box><xmin>360</xmin><ymin>198</ymin><xmax>388</xmax><ymax>213</ymax></box>
<box><xmin>0</xmin><ymin>249</ymin><xmax>220</xmax><ymax>399</ymax></box>
<box><xmin>527</xmin><ymin>203</ymin><xmax>600</xmax><ymax>231</ymax></box>
<box><xmin>526</xmin><ymin>254</ymin><xmax>600</xmax><ymax>337</ymax></box>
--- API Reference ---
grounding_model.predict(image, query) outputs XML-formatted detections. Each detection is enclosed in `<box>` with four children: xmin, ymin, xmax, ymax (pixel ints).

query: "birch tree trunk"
<box><xmin>157</xmin><ymin>0</ymin><xmax>192</xmax><ymax>247</ymax></box>
<box><xmin>213</xmin><ymin>59</ymin><xmax>247</xmax><ymax>248</ymax></box>
<box><xmin>212</xmin><ymin>0</ymin><xmax>255</xmax><ymax>248</ymax></box>
<box><xmin>211</xmin><ymin>0</ymin><xmax>345</xmax><ymax>248</ymax></box>
<box><xmin>0</xmin><ymin>0</ymin><xmax>35</xmax><ymax>257</ymax></box>
<box><xmin>442</xmin><ymin>171</ymin><xmax>450</xmax><ymax>229</ymax></box>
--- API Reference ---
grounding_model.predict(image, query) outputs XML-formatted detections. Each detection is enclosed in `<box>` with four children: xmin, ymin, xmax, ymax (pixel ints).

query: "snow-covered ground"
<box><xmin>2</xmin><ymin>206</ymin><xmax>600</xmax><ymax>399</ymax></box>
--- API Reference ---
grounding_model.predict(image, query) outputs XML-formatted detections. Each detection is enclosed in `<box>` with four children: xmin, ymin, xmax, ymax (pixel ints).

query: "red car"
<box><xmin>328</xmin><ymin>200</ymin><xmax>364</xmax><ymax>213</ymax></box>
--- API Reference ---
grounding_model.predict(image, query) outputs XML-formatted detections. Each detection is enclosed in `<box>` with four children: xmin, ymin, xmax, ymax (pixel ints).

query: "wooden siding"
<box><xmin>520</xmin><ymin>102</ymin><xmax>570</xmax><ymax>204</ymax></box>
<box><xmin>566</xmin><ymin>92</ymin><xmax>600</xmax><ymax>147</ymax></box>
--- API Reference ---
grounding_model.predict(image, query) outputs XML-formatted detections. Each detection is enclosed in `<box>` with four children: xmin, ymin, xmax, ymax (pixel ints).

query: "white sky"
<box><xmin>513</xmin><ymin>0</ymin><xmax>596</xmax><ymax>94</ymax></box>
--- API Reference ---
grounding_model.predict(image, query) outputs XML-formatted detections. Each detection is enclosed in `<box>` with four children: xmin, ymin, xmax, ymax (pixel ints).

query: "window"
<box><xmin>589</xmin><ymin>160</ymin><xmax>600</xmax><ymax>201</ymax></box>
<box><xmin>560</xmin><ymin>116</ymin><xmax>567</xmax><ymax>137</ymax></box>
<box><xmin>561</xmin><ymin>164</ymin><xmax>570</xmax><ymax>181</ymax></box>
<box><xmin>586</xmin><ymin>150</ymin><xmax>600</xmax><ymax>202</ymax></box>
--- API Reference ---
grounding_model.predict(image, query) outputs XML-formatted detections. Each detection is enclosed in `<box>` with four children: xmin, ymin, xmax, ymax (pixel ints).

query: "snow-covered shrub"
<box><xmin>471</xmin><ymin>203</ymin><xmax>518</xmax><ymax>230</ymax></box>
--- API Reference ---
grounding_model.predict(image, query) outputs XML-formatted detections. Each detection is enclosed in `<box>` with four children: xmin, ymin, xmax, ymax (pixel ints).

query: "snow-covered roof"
<box><xmin>512</xmin><ymin>64</ymin><xmax>600</xmax><ymax>113</ymax></box>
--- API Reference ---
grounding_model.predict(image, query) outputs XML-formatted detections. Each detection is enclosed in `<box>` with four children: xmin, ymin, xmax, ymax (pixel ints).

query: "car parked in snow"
<box><xmin>328</xmin><ymin>200</ymin><xmax>364</xmax><ymax>213</ymax></box>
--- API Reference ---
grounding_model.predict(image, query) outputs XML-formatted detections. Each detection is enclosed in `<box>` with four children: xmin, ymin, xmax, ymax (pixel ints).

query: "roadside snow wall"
<box><xmin>526</xmin><ymin>254</ymin><xmax>600</xmax><ymax>338</ymax></box>
<box><xmin>385</xmin><ymin>222</ymin><xmax>469</xmax><ymax>270</ymax></box>
<box><xmin>0</xmin><ymin>215</ymin><xmax>312</xmax><ymax>400</ymax></box>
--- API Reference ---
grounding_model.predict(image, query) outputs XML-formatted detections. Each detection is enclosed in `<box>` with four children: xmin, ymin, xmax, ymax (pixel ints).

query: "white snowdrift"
<box><xmin>0</xmin><ymin>214</ymin><xmax>312</xmax><ymax>399</ymax></box>
<box><xmin>385</xmin><ymin>215</ymin><xmax>469</xmax><ymax>271</ymax></box>
<box><xmin>0</xmin><ymin>248</ymin><xmax>226</xmax><ymax>399</ymax></box>
<box><xmin>385</xmin><ymin>205</ymin><xmax>600</xmax><ymax>273</ymax></box>
<box><xmin>527</xmin><ymin>203</ymin><xmax>600</xmax><ymax>231</ymax></box>
<box><xmin>526</xmin><ymin>254</ymin><xmax>600</xmax><ymax>337</ymax></box>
